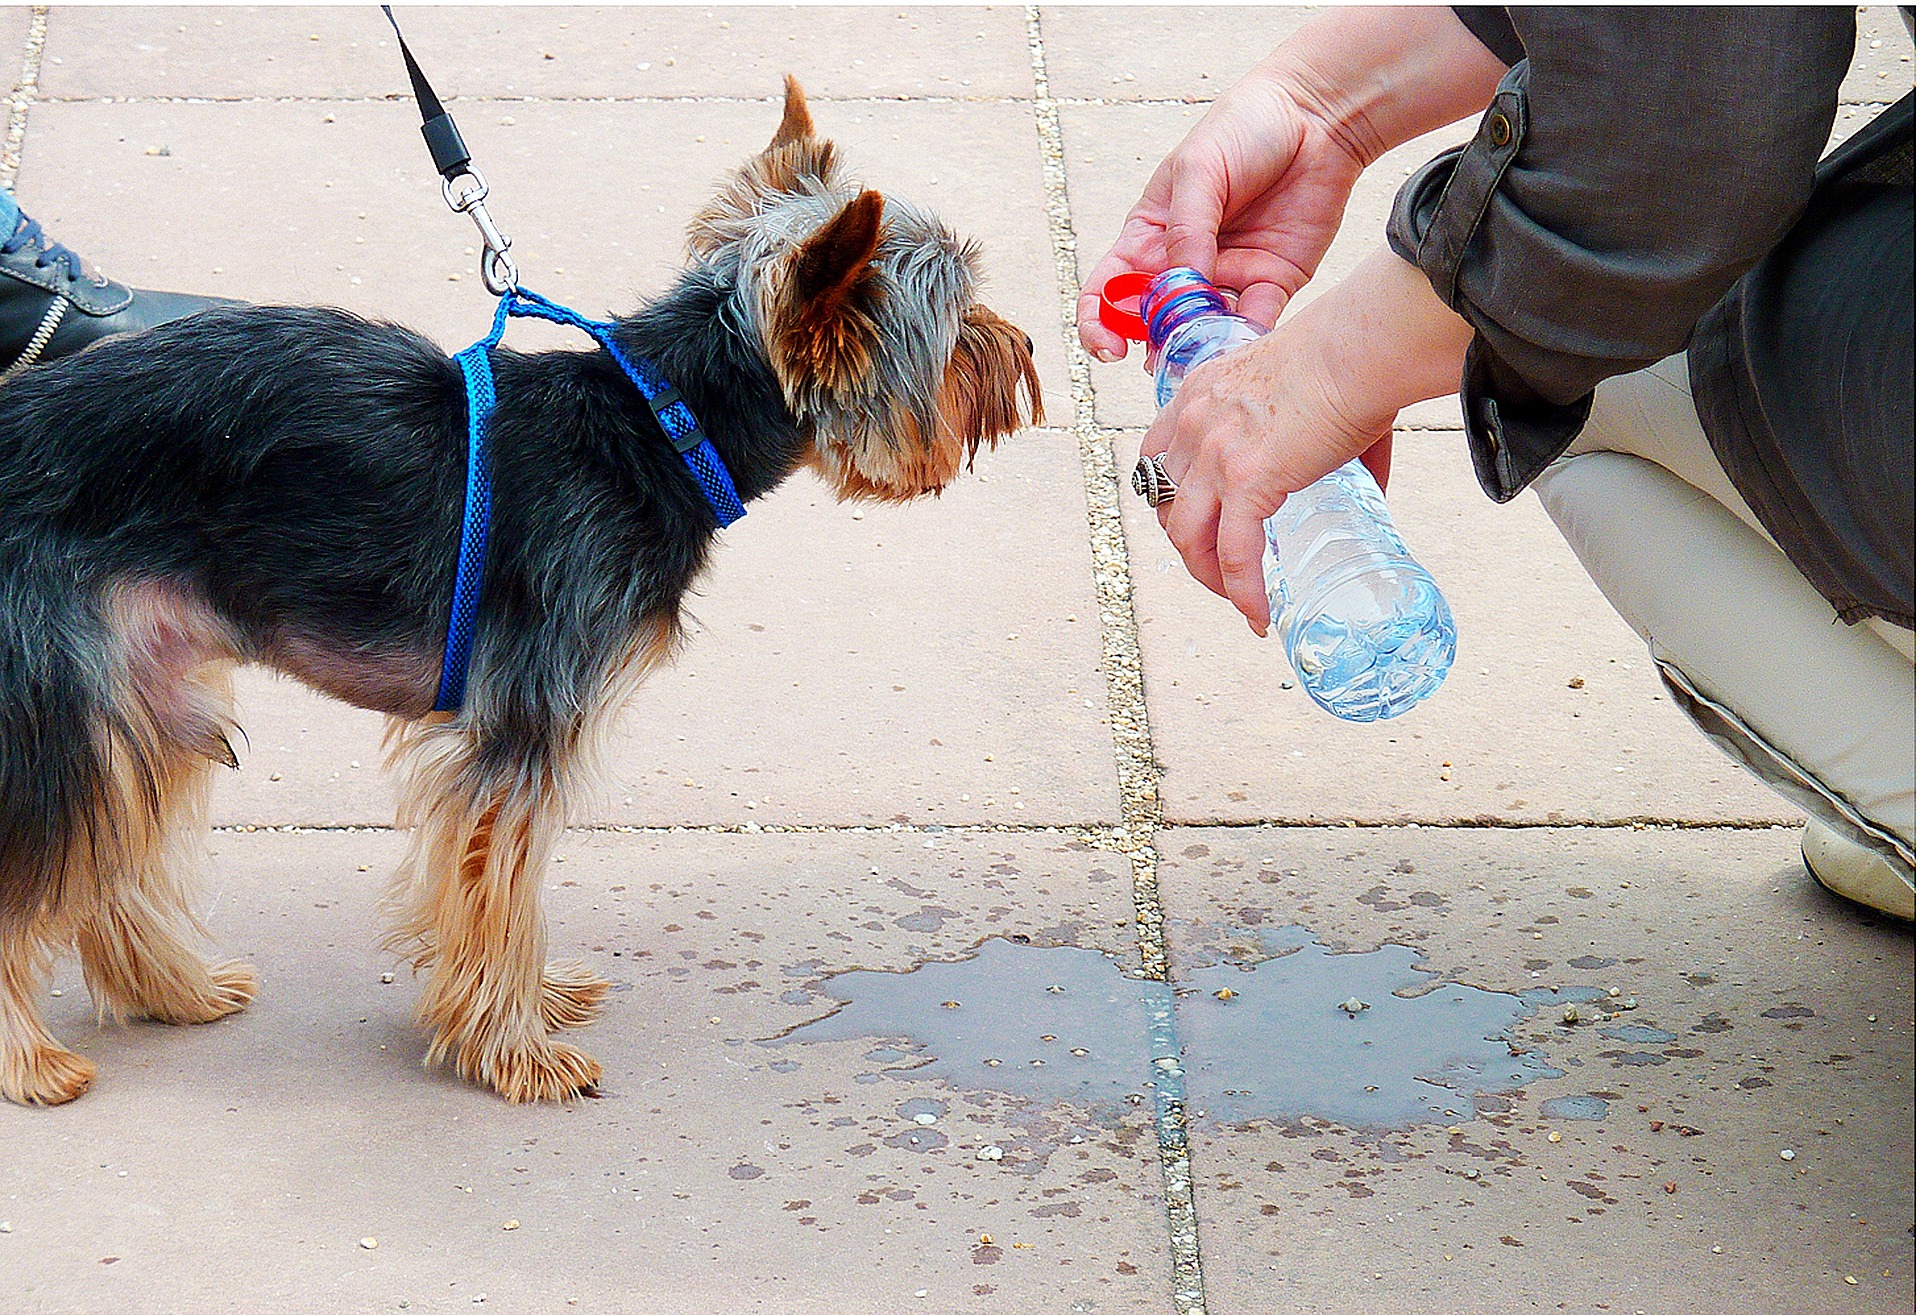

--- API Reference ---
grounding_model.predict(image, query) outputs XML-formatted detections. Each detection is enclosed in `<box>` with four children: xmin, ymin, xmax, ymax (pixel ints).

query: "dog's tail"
<box><xmin>0</xmin><ymin>569</ymin><xmax>118</xmax><ymax>928</ymax></box>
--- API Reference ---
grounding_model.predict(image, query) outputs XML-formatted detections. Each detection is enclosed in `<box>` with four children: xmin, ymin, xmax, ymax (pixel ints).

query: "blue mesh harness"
<box><xmin>433</xmin><ymin>286</ymin><xmax>746</xmax><ymax>713</ymax></box>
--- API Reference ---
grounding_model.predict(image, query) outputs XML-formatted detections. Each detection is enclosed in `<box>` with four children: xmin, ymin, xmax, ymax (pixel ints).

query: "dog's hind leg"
<box><xmin>383</xmin><ymin>721</ymin><xmax>603</xmax><ymax>1103</ymax></box>
<box><xmin>73</xmin><ymin>682</ymin><xmax>257</xmax><ymax>1027</ymax></box>
<box><xmin>74</xmin><ymin>590</ymin><xmax>256</xmax><ymax>1030</ymax></box>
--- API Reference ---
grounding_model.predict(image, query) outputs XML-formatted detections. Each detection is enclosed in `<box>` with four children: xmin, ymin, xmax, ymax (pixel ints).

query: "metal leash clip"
<box><xmin>441</xmin><ymin>169</ymin><xmax>518</xmax><ymax>295</ymax></box>
<box><xmin>383</xmin><ymin>5</ymin><xmax>521</xmax><ymax>297</ymax></box>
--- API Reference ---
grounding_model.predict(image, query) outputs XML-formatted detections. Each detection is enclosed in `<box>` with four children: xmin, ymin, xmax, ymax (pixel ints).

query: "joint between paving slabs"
<box><xmin>206</xmin><ymin>817</ymin><xmax>1806</xmax><ymax>838</ymax></box>
<box><xmin>1027</xmin><ymin>8</ymin><xmax>1206</xmax><ymax>1315</ymax></box>
<box><xmin>1</xmin><ymin>6</ymin><xmax>47</xmax><ymax>190</ymax></box>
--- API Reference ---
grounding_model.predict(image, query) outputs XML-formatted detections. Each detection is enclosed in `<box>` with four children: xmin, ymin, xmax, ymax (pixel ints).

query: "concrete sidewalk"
<box><xmin>0</xmin><ymin>7</ymin><xmax>1911</xmax><ymax>1314</ymax></box>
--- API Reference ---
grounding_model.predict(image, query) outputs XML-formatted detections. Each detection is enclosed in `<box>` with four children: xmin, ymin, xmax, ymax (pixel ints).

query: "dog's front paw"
<box><xmin>146</xmin><ymin>958</ymin><xmax>258</xmax><ymax>1025</ymax></box>
<box><xmin>540</xmin><ymin>962</ymin><xmax>610</xmax><ymax>1031</ymax></box>
<box><xmin>2</xmin><ymin>1045</ymin><xmax>98</xmax><ymax>1106</ymax></box>
<box><xmin>487</xmin><ymin>1039</ymin><xmax>602</xmax><ymax>1104</ymax></box>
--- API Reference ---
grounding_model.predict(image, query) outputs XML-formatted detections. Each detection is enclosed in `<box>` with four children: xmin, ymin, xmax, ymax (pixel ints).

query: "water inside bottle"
<box><xmin>1265</xmin><ymin>494</ymin><xmax>1456</xmax><ymax>724</ymax></box>
<box><xmin>1283</xmin><ymin>566</ymin><xmax>1456</xmax><ymax>721</ymax></box>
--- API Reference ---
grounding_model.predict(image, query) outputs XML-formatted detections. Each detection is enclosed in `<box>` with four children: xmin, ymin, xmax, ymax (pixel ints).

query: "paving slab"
<box><xmin>39</xmin><ymin>5</ymin><xmax>1034</xmax><ymax>101</ymax></box>
<box><xmin>1058</xmin><ymin>102</ymin><xmax>1475</xmax><ymax>432</ymax></box>
<box><xmin>2</xmin><ymin>828</ymin><xmax>1172</xmax><ymax>1314</ymax></box>
<box><xmin>1037</xmin><ymin>6</ymin><xmax>1316</xmax><ymax>103</ymax></box>
<box><xmin>1156</xmin><ymin>825</ymin><xmax>1915</xmax><ymax>1314</ymax></box>
<box><xmin>1118</xmin><ymin>428</ymin><xmax>1801</xmax><ymax>826</ymax></box>
<box><xmin>0</xmin><ymin>6</ymin><xmax>28</xmax><ymax>82</ymax></box>
<box><xmin>17</xmin><ymin>96</ymin><xmax>1102</xmax><ymax>829</ymax></box>
<box><xmin>1831</xmin><ymin>97</ymin><xmax>1914</xmax><ymax>155</ymax></box>
<box><xmin>1842</xmin><ymin>7</ymin><xmax>1916</xmax><ymax>104</ymax></box>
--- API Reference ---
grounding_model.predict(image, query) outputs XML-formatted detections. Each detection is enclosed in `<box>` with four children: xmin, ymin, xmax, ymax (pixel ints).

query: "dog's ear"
<box><xmin>768</xmin><ymin>75</ymin><xmax>816</xmax><ymax>151</ymax></box>
<box><xmin>689</xmin><ymin>76</ymin><xmax>840</xmax><ymax>258</ymax></box>
<box><xmin>767</xmin><ymin>189</ymin><xmax>887</xmax><ymax>404</ymax></box>
<box><xmin>757</xmin><ymin>75</ymin><xmax>836</xmax><ymax>192</ymax></box>
<box><xmin>792</xmin><ymin>188</ymin><xmax>883</xmax><ymax>311</ymax></box>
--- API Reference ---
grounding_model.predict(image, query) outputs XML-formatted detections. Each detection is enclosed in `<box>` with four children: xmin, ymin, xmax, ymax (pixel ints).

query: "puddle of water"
<box><xmin>1176</xmin><ymin>926</ymin><xmax>1558</xmax><ymax>1128</ymax></box>
<box><xmin>780</xmin><ymin>929</ymin><xmax>1584</xmax><ymax>1131</ymax></box>
<box><xmin>1518</xmin><ymin>985</ymin><xmax>1611</xmax><ymax>1007</ymax></box>
<box><xmin>781</xmin><ymin>938</ymin><xmax>1157</xmax><ymax>1106</ymax></box>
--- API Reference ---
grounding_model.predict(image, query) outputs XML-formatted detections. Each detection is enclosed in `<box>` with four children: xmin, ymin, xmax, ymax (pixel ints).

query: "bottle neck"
<box><xmin>1143</xmin><ymin>267</ymin><xmax>1236</xmax><ymax>353</ymax></box>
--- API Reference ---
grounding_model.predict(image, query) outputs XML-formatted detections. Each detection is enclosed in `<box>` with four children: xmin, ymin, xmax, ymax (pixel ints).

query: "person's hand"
<box><xmin>1139</xmin><ymin>318</ymin><xmax>1390</xmax><ymax>634</ymax></box>
<box><xmin>1138</xmin><ymin>247</ymin><xmax>1477</xmax><ymax>634</ymax></box>
<box><xmin>1077</xmin><ymin>7</ymin><xmax>1511</xmax><ymax>361</ymax></box>
<box><xmin>1078</xmin><ymin>63</ymin><xmax>1369</xmax><ymax>360</ymax></box>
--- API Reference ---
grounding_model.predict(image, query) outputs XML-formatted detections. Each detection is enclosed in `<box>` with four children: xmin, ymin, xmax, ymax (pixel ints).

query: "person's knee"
<box><xmin>1536</xmin><ymin>450</ymin><xmax>1915</xmax><ymax>865</ymax></box>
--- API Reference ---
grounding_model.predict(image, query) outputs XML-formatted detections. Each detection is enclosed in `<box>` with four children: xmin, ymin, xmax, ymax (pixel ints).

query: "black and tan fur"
<box><xmin>0</xmin><ymin>80</ymin><xmax>1039</xmax><ymax>1106</ymax></box>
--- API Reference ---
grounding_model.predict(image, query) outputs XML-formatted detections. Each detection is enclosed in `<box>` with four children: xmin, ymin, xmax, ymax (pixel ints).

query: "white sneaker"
<box><xmin>1802</xmin><ymin>819</ymin><xmax>1916</xmax><ymax>921</ymax></box>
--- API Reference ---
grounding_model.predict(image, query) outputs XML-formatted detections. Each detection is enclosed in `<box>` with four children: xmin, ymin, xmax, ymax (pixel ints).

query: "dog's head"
<box><xmin>689</xmin><ymin>78</ymin><xmax>1041</xmax><ymax>502</ymax></box>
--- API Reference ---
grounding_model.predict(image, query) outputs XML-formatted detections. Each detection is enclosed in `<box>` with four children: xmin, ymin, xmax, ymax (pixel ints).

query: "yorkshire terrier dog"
<box><xmin>0</xmin><ymin>80</ymin><xmax>1040</xmax><ymax>1106</ymax></box>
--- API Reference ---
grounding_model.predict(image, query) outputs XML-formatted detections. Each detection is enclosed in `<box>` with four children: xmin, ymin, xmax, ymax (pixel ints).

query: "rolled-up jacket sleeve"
<box><xmin>1386</xmin><ymin>8</ymin><xmax>1855</xmax><ymax>501</ymax></box>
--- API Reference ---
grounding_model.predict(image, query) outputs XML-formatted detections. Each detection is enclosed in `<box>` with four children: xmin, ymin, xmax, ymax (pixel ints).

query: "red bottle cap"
<box><xmin>1098</xmin><ymin>271</ymin><xmax>1153</xmax><ymax>341</ymax></box>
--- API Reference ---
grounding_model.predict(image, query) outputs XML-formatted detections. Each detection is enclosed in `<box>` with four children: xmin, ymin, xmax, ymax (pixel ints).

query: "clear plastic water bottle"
<box><xmin>1102</xmin><ymin>266</ymin><xmax>1456</xmax><ymax>721</ymax></box>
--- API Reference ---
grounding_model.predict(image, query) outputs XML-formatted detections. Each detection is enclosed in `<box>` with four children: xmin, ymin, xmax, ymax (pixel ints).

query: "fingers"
<box><xmin>1078</xmin><ymin>245</ymin><xmax>1137</xmax><ymax>363</ymax></box>
<box><xmin>1078</xmin><ymin>217</ymin><xmax>1165</xmax><ymax>362</ymax></box>
<box><xmin>1155</xmin><ymin>473</ymin><xmax>1272</xmax><ymax>636</ymax></box>
<box><xmin>1359</xmin><ymin>431</ymin><xmax>1393</xmax><ymax>494</ymax></box>
<box><xmin>1232</xmin><ymin>281</ymin><xmax>1289</xmax><ymax>334</ymax></box>
<box><xmin>1139</xmin><ymin>407</ymin><xmax>1174</xmax><ymax>464</ymax></box>
<box><xmin>1216</xmin><ymin>499</ymin><xmax>1273</xmax><ymax>635</ymax></box>
<box><xmin>1140</xmin><ymin>410</ymin><xmax>1220</xmax><ymax>599</ymax></box>
<box><xmin>1163</xmin><ymin>151</ymin><xmax>1225</xmax><ymax>279</ymax></box>
<box><xmin>1211</xmin><ymin>248</ymin><xmax>1312</xmax><ymax>329</ymax></box>
<box><xmin>1140</xmin><ymin>408</ymin><xmax>1177</xmax><ymax>532</ymax></box>
<box><xmin>1162</xmin><ymin>474</ymin><xmax>1228</xmax><ymax>603</ymax></box>
<box><xmin>1077</xmin><ymin>289</ymin><xmax>1130</xmax><ymax>364</ymax></box>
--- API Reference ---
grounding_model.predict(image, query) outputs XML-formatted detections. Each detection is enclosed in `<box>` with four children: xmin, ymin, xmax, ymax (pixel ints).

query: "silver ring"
<box><xmin>1131</xmin><ymin>453</ymin><xmax>1178</xmax><ymax>507</ymax></box>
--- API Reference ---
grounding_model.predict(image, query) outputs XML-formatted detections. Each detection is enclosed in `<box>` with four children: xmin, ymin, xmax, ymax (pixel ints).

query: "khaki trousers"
<box><xmin>1533</xmin><ymin>355</ymin><xmax>1915</xmax><ymax>880</ymax></box>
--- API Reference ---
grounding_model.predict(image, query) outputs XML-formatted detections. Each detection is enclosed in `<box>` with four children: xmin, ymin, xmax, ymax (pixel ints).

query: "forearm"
<box><xmin>1292</xmin><ymin>244</ymin><xmax>1472</xmax><ymax>454</ymax></box>
<box><xmin>1261</xmin><ymin>6</ymin><xmax>1510</xmax><ymax>167</ymax></box>
<box><xmin>1143</xmin><ymin>245</ymin><xmax>1472</xmax><ymax>632</ymax></box>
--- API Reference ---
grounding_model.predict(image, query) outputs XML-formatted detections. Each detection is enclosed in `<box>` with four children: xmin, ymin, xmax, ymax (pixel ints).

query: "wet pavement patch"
<box><xmin>778</xmin><ymin>937</ymin><xmax>1157</xmax><ymax>1106</ymax></box>
<box><xmin>778</xmin><ymin>928</ymin><xmax>1587</xmax><ymax>1131</ymax></box>
<box><xmin>1540</xmin><ymin>1095</ymin><xmax>1612</xmax><ymax>1121</ymax></box>
<box><xmin>1174</xmin><ymin>926</ymin><xmax>1560</xmax><ymax>1128</ymax></box>
<box><xmin>1599</xmin><ymin>1024</ymin><xmax>1679</xmax><ymax>1044</ymax></box>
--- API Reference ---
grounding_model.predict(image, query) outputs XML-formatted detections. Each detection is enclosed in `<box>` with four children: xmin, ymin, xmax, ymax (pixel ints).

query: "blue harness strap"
<box><xmin>432</xmin><ymin>286</ymin><xmax>746</xmax><ymax>714</ymax></box>
<box><xmin>434</xmin><ymin>338</ymin><xmax>499</xmax><ymax>712</ymax></box>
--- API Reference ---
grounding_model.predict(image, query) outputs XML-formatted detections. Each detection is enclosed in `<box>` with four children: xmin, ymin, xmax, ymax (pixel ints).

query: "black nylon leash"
<box><xmin>381</xmin><ymin>4</ymin><xmax>517</xmax><ymax>293</ymax></box>
<box><xmin>381</xmin><ymin>4</ymin><xmax>470</xmax><ymax>177</ymax></box>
